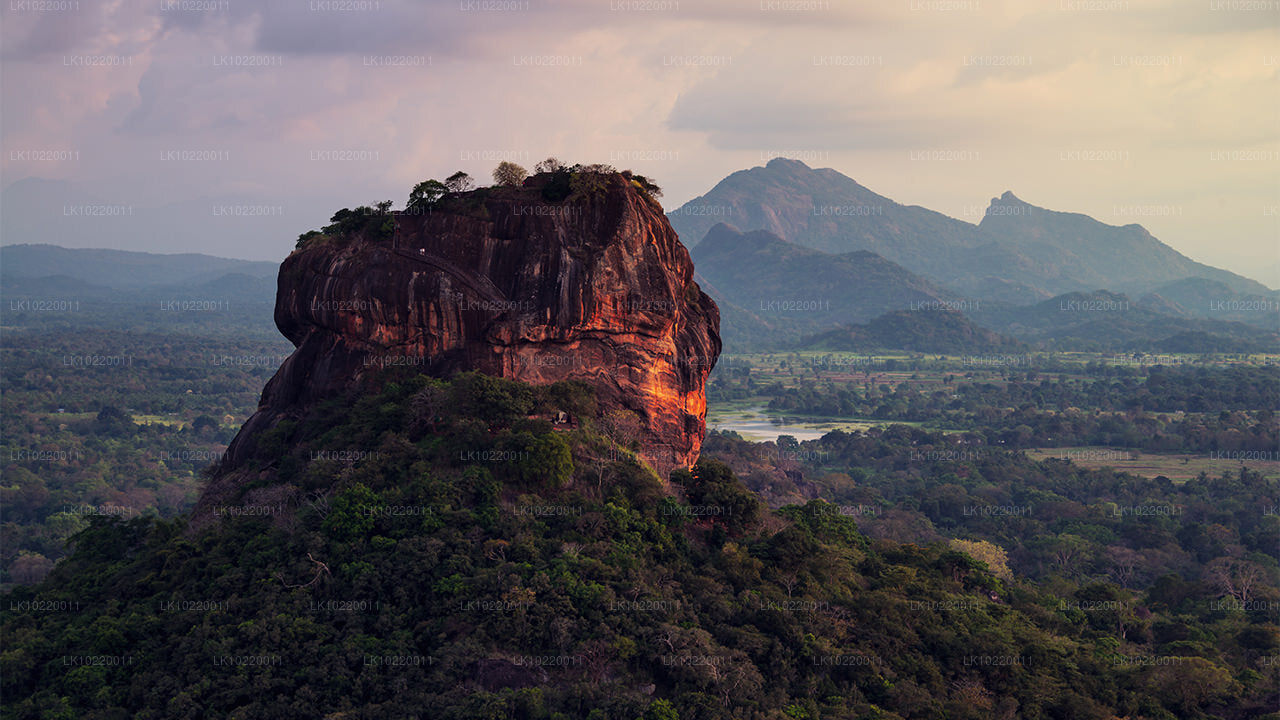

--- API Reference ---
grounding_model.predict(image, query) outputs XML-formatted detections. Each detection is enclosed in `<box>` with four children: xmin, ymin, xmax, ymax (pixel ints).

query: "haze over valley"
<box><xmin>2</xmin><ymin>3</ymin><xmax>1277</xmax><ymax>718</ymax></box>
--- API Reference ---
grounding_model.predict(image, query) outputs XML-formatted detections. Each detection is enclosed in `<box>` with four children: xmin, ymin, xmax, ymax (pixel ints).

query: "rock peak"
<box><xmin>705</xmin><ymin>221</ymin><xmax>742</xmax><ymax>237</ymax></box>
<box><xmin>217</xmin><ymin>169</ymin><xmax>721</xmax><ymax>485</ymax></box>
<box><xmin>765</xmin><ymin>156</ymin><xmax>812</xmax><ymax>171</ymax></box>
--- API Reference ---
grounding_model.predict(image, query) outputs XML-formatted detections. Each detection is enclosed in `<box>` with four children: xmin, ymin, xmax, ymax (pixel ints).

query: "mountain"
<box><xmin>800</xmin><ymin>308</ymin><xmax>1023</xmax><ymax>354</ymax></box>
<box><xmin>2</xmin><ymin>269</ymin><xmax>276</xmax><ymax>304</ymax></box>
<box><xmin>977</xmin><ymin>192</ymin><xmax>1273</xmax><ymax>298</ymax></box>
<box><xmin>970</xmin><ymin>291</ymin><xmax>1279</xmax><ymax>353</ymax></box>
<box><xmin>1</xmin><ymin>265</ymin><xmax>280</xmax><ymax>340</ymax></box>
<box><xmin>690</xmin><ymin>223</ymin><xmax>966</xmax><ymax>350</ymax></box>
<box><xmin>0</xmin><ymin>243</ymin><xmax>278</xmax><ymax>288</ymax></box>
<box><xmin>686</xmin><ymin>223</ymin><xmax>1265</xmax><ymax>354</ymax></box>
<box><xmin>668</xmin><ymin>159</ymin><xmax>1271</xmax><ymax>307</ymax></box>
<box><xmin>0</xmin><ymin>274</ymin><xmax>125</xmax><ymax>300</ymax></box>
<box><xmin>1136</xmin><ymin>277</ymin><xmax>1280</xmax><ymax>331</ymax></box>
<box><xmin>669</xmin><ymin>157</ymin><xmax>996</xmax><ymax>295</ymax></box>
<box><xmin>210</xmin><ymin>167</ymin><xmax>720</xmax><ymax>489</ymax></box>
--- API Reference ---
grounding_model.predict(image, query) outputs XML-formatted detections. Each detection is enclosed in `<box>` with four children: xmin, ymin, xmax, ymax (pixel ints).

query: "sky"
<box><xmin>2</xmin><ymin>0</ymin><xmax>1277</xmax><ymax>287</ymax></box>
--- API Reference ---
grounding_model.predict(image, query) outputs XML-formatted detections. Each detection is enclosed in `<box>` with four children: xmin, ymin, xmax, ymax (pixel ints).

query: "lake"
<box><xmin>706</xmin><ymin>406</ymin><xmax>882</xmax><ymax>442</ymax></box>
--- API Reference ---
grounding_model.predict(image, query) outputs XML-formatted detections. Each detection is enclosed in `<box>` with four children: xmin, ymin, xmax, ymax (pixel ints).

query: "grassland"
<box><xmin>1023</xmin><ymin>446</ymin><xmax>1280</xmax><ymax>481</ymax></box>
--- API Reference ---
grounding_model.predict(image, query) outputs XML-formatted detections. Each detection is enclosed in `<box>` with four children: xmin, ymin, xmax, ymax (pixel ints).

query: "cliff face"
<box><xmin>222</xmin><ymin>172</ymin><xmax>720</xmax><ymax>478</ymax></box>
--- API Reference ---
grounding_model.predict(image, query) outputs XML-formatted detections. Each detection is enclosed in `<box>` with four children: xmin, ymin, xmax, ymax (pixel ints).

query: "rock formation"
<box><xmin>220</xmin><ymin>169</ymin><xmax>720</xmax><ymax>481</ymax></box>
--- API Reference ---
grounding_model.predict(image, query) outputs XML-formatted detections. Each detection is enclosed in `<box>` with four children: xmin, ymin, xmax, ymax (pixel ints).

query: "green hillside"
<box><xmin>3</xmin><ymin>372</ymin><xmax>1273</xmax><ymax>719</ymax></box>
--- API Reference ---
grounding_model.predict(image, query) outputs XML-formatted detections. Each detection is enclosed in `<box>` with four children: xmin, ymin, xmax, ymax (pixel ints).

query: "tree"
<box><xmin>323</xmin><ymin>206</ymin><xmax>375</xmax><ymax>236</ymax></box>
<box><xmin>950</xmin><ymin>538</ymin><xmax>1013</xmax><ymax>581</ymax></box>
<box><xmin>631</xmin><ymin>174</ymin><xmax>663</xmax><ymax>198</ymax></box>
<box><xmin>411</xmin><ymin>380</ymin><xmax>448</xmax><ymax>433</ymax></box>
<box><xmin>671</xmin><ymin>459</ymin><xmax>762</xmax><ymax>533</ymax></box>
<box><xmin>1206</xmin><ymin>556</ymin><xmax>1265</xmax><ymax>603</ymax></box>
<box><xmin>444</xmin><ymin>171</ymin><xmax>474</xmax><ymax>193</ymax></box>
<box><xmin>93</xmin><ymin>405</ymin><xmax>135</xmax><ymax>436</ymax></box>
<box><xmin>569</xmin><ymin>170</ymin><xmax>608</xmax><ymax>199</ymax></box>
<box><xmin>1105</xmin><ymin>545</ymin><xmax>1142</xmax><ymax>588</ymax></box>
<box><xmin>534</xmin><ymin>157</ymin><xmax>565</xmax><ymax>174</ymax></box>
<box><xmin>10</xmin><ymin>552</ymin><xmax>53</xmax><ymax>584</ymax></box>
<box><xmin>407</xmin><ymin>179</ymin><xmax>448</xmax><ymax>212</ymax></box>
<box><xmin>191</xmin><ymin>414</ymin><xmax>220</xmax><ymax>435</ymax></box>
<box><xmin>1141</xmin><ymin>657</ymin><xmax>1242</xmax><ymax>714</ymax></box>
<box><xmin>643</xmin><ymin>699</ymin><xmax>679</xmax><ymax>720</ymax></box>
<box><xmin>96</xmin><ymin>405</ymin><xmax>130</xmax><ymax>424</ymax></box>
<box><xmin>600</xmin><ymin>409</ymin><xmax>642</xmax><ymax>451</ymax></box>
<box><xmin>519</xmin><ymin>433</ymin><xmax>574</xmax><ymax>488</ymax></box>
<box><xmin>1048</xmin><ymin>533</ymin><xmax>1094</xmax><ymax>578</ymax></box>
<box><xmin>321</xmin><ymin>483</ymin><xmax>379</xmax><ymax>542</ymax></box>
<box><xmin>492</xmin><ymin>161</ymin><xmax>528</xmax><ymax>187</ymax></box>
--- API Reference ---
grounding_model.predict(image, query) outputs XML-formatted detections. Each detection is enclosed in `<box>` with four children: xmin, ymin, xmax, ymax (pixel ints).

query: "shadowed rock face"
<box><xmin>221</xmin><ymin>171</ymin><xmax>720</xmax><ymax>478</ymax></box>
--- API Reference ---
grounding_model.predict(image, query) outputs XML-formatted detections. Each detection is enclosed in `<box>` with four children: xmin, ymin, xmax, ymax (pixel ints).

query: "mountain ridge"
<box><xmin>1</xmin><ymin>243</ymin><xmax>279</xmax><ymax>288</ymax></box>
<box><xmin>668</xmin><ymin>158</ymin><xmax>1273</xmax><ymax>308</ymax></box>
<box><xmin>690</xmin><ymin>222</ymin><xmax>967</xmax><ymax>350</ymax></box>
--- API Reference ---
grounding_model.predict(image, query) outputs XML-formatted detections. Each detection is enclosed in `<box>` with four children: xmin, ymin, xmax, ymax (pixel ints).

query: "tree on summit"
<box><xmin>407</xmin><ymin>179</ymin><xmax>448</xmax><ymax>213</ymax></box>
<box><xmin>444</xmin><ymin>171</ymin><xmax>474</xmax><ymax>193</ymax></box>
<box><xmin>534</xmin><ymin>157</ymin><xmax>565</xmax><ymax>173</ymax></box>
<box><xmin>630</xmin><ymin>174</ymin><xmax>663</xmax><ymax>198</ymax></box>
<box><xmin>492</xmin><ymin>161</ymin><xmax>528</xmax><ymax>187</ymax></box>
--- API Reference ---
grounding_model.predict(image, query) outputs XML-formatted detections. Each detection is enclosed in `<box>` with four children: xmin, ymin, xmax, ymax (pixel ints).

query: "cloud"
<box><xmin>0</xmin><ymin>0</ymin><xmax>1274</xmax><ymax>270</ymax></box>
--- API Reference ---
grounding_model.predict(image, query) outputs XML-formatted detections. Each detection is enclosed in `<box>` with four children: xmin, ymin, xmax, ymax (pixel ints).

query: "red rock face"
<box><xmin>222</xmin><ymin>172</ymin><xmax>720</xmax><ymax>475</ymax></box>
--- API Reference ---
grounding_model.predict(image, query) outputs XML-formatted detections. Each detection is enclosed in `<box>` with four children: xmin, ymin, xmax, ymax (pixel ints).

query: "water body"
<box><xmin>707</xmin><ymin>406</ymin><xmax>877</xmax><ymax>443</ymax></box>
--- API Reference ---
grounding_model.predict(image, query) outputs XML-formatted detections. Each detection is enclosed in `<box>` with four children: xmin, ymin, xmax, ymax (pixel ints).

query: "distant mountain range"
<box><xmin>1</xmin><ymin>271</ymin><xmax>276</xmax><ymax>305</ymax></box>
<box><xmin>800</xmin><ymin>308</ymin><xmax>1023</xmax><ymax>354</ymax></box>
<box><xmin>969</xmin><ymin>291</ymin><xmax>1276</xmax><ymax>353</ymax></box>
<box><xmin>6</xmin><ymin>160</ymin><xmax>1276</xmax><ymax>356</ymax></box>
<box><xmin>1</xmin><ymin>244</ymin><xmax>279</xmax><ymax>338</ymax></box>
<box><xmin>692</xmin><ymin>226</ymin><xmax>1276</xmax><ymax>353</ymax></box>
<box><xmin>670</xmin><ymin>158</ymin><xmax>1278</xmax><ymax>353</ymax></box>
<box><xmin>691</xmin><ymin>224</ymin><xmax>961</xmax><ymax>347</ymax></box>
<box><xmin>0</xmin><ymin>176</ymin><xmax>315</xmax><ymax>263</ymax></box>
<box><xmin>1137</xmin><ymin>277</ymin><xmax>1279</xmax><ymax>331</ymax></box>
<box><xmin>1</xmin><ymin>243</ymin><xmax>277</xmax><ymax>288</ymax></box>
<box><xmin>668</xmin><ymin>158</ymin><xmax>1276</xmax><ymax>310</ymax></box>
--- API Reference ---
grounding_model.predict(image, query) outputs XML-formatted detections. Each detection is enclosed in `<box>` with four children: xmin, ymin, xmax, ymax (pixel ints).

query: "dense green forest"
<box><xmin>3</xmin><ymin>373</ymin><xmax>1278</xmax><ymax>719</ymax></box>
<box><xmin>762</xmin><ymin>363</ymin><xmax>1279</xmax><ymax>414</ymax></box>
<box><xmin>711</xmin><ymin>358</ymin><xmax>1279</xmax><ymax>453</ymax></box>
<box><xmin>703</xmin><ymin>427</ymin><xmax>1278</xmax><ymax>591</ymax></box>
<box><xmin>0</xmin><ymin>328</ymin><xmax>291</xmax><ymax>584</ymax></box>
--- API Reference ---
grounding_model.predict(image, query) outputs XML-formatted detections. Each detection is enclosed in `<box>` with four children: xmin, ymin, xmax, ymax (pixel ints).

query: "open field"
<box><xmin>36</xmin><ymin>412</ymin><xmax>188</xmax><ymax>428</ymax></box>
<box><xmin>1023</xmin><ymin>446</ymin><xmax>1280</xmax><ymax>481</ymax></box>
<box><xmin>131</xmin><ymin>414</ymin><xmax>187</xmax><ymax>428</ymax></box>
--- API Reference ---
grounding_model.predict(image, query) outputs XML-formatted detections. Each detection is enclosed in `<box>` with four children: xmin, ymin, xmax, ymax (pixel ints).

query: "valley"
<box><xmin>2</xmin><ymin>165</ymin><xmax>1276</xmax><ymax>719</ymax></box>
<box><xmin>5</xmin><ymin>1</ymin><xmax>1277</xmax><ymax>713</ymax></box>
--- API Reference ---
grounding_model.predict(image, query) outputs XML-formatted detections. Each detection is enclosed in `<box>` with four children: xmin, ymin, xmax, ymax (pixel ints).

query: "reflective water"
<box><xmin>707</xmin><ymin>406</ymin><xmax>859</xmax><ymax>442</ymax></box>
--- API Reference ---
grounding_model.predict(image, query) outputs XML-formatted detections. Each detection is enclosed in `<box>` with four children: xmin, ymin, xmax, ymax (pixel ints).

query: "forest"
<box><xmin>2</xmin><ymin>371</ymin><xmax>1277</xmax><ymax>719</ymax></box>
<box><xmin>0</xmin><ymin>327</ymin><xmax>290</xmax><ymax>584</ymax></box>
<box><xmin>713</xmin><ymin>356</ymin><xmax>1278</xmax><ymax>453</ymax></box>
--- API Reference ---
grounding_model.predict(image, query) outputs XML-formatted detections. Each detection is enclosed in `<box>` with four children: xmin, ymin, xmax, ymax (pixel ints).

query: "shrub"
<box><xmin>295</xmin><ymin>230</ymin><xmax>323</xmax><ymax>250</ymax></box>
<box><xmin>541</xmin><ymin>168</ymin><xmax>573</xmax><ymax>202</ymax></box>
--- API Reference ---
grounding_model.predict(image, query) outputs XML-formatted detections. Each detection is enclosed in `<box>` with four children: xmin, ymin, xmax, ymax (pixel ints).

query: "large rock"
<box><xmin>220</xmin><ymin>170</ymin><xmax>720</xmax><ymax>480</ymax></box>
